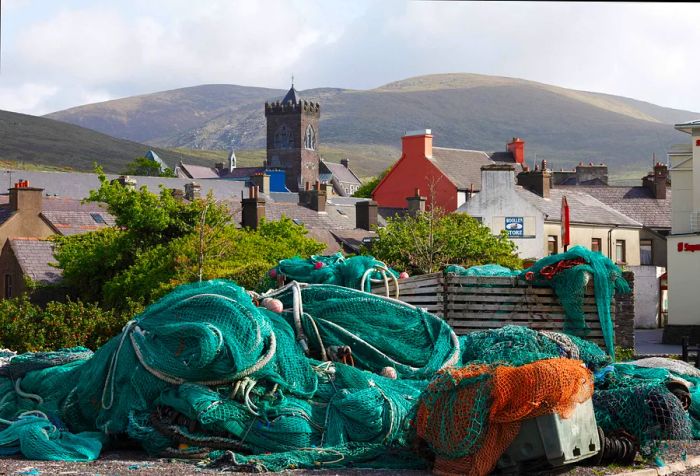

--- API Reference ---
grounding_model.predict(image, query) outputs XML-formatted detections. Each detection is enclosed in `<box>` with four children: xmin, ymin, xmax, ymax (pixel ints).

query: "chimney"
<box><xmin>575</xmin><ymin>163</ymin><xmax>608</xmax><ymax>185</ymax></box>
<box><xmin>241</xmin><ymin>185</ymin><xmax>266</xmax><ymax>230</ymax></box>
<box><xmin>643</xmin><ymin>162</ymin><xmax>668</xmax><ymax>199</ymax></box>
<box><xmin>114</xmin><ymin>175</ymin><xmax>137</xmax><ymax>190</ymax></box>
<box><xmin>170</xmin><ymin>188</ymin><xmax>185</xmax><ymax>201</ymax></box>
<box><xmin>406</xmin><ymin>188</ymin><xmax>427</xmax><ymax>216</ymax></box>
<box><xmin>184</xmin><ymin>181</ymin><xmax>201</xmax><ymax>200</ymax></box>
<box><xmin>298</xmin><ymin>181</ymin><xmax>312</xmax><ymax>207</ymax></box>
<box><xmin>507</xmin><ymin>137</ymin><xmax>525</xmax><ymax>164</ymax></box>
<box><xmin>402</xmin><ymin>129</ymin><xmax>433</xmax><ymax>160</ymax></box>
<box><xmin>310</xmin><ymin>181</ymin><xmax>327</xmax><ymax>213</ymax></box>
<box><xmin>341</xmin><ymin>158</ymin><xmax>349</xmax><ymax>169</ymax></box>
<box><xmin>517</xmin><ymin>159</ymin><xmax>551</xmax><ymax>198</ymax></box>
<box><xmin>250</xmin><ymin>172</ymin><xmax>270</xmax><ymax>194</ymax></box>
<box><xmin>9</xmin><ymin>181</ymin><xmax>43</xmax><ymax>213</ymax></box>
<box><xmin>356</xmin><ymin>200</ymin><xmax>378</xmax><ymax>231</ymax></box>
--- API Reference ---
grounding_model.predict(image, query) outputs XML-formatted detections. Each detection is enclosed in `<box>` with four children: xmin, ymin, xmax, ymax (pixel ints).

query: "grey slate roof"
<box><xmin>41</xmin><ymin>210</ymin><xmax>116</xmax><ymax>236</ymax></box>
<box><xmin>178</xmin><ymin>163</ymin><xmax>220</xmax><ymax>179</ymax></box>
<box><xmin>0</xmin><ymin>170</ymin><xmax>249</xmax><ymax>201</ymax></box>
<box><xmin>9</xmin><ymin>238</ymin><xmax>62</xmax><ymax>285</ymax></box>
<box><xmin>515</xmin><ymin>188</ymin><xmax>642</xmax><ymax>228</ymax></box>
<box><xmin>429</xmin><ymin>147</ymin><xmax>493</xmax><ymax>191</ymax></box>
<box><xmin>320</xmin><ymin>161</ymin><xmax>362</xmax><ymax>186</ymax></box>
<box><xmin>556</xmin><ymin>185</ymin><xmax>671</xmax><ymax>230</ymax></box>
<box><xmin>0</xmin><ymin>195</ymin><xmax>115</xmax><ymax>233</ymax></box>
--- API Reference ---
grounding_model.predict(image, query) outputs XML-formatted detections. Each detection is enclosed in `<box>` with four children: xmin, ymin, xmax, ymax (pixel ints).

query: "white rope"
<box><xmin>14</xmin><ymin>377</ymin><xmax>43</xmax><ymax>405</ymax></box>
<box><xmin>131</xmin><ymin>329</ymin><xmax>276</xmax><ymax>386</ymax></box>
<box><xmin>101</xmin><ymin>320</ymin><xmax>137</xmax><ymax>410</ymax></box>
<box><xmin>360</xmin><ymin>265</ymin><xmax>400</xmax><ymax>299</ymax></box>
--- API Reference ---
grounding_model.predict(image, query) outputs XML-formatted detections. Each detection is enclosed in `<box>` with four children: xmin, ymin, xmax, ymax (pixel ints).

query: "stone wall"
<box><xmin>614</xmin><ymin>271</ymin><xmax>636</xmax><ymax>350</ymax></box>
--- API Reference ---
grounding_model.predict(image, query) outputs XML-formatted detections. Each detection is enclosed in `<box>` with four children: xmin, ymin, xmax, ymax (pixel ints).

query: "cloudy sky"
<box><xmin>1</xmin><ymin>1</ymin><xmax>697</xmax><ymax>116</ymax></box>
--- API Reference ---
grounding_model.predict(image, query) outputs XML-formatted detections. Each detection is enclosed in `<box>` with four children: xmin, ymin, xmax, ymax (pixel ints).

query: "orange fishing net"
<box><xmin>415</xmin><ymin>358</ymin><xmax>594</xmax><ymax>476</ymax></box>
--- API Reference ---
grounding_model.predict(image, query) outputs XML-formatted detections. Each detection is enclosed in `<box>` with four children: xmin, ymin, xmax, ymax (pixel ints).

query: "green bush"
<box><xmin>0</xmin><ymin>295</ymin><xmax>141</xmax><ymax>352</ymax></box>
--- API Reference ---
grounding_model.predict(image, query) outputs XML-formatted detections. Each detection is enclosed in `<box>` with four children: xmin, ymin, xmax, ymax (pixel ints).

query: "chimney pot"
<box><xmin>184</xmin><ymin>181</ymin><xmax>201</xmax><ymax>200</ymax></box>
<box><xmin>356</xmin><ymin>200</ymin><xmax>378</xmax><ymax>230</ymax></box>
<box><xmin>241</xmin><ymin>188</ymin><xmax>266</xmax><ymax>230</ymax></box>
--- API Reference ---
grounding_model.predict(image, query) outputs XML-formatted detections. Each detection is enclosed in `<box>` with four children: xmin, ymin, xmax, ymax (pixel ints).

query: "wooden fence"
<box><xmin>372</xmin><ymin>272</ymin><xmax>635</xmax><ymax>349</ymax></box>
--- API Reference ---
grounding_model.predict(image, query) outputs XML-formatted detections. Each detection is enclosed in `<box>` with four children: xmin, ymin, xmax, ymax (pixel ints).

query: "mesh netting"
<box><xmin>271</xmin><ymin>254</ymin><xmax>399</xmax><ymax>292</ymax></box>
<box><xmin>445</xmin><ymin>264</ymin><xmax>520</xmax><ymax>278</ymax></box>
<box><xmin>415</xmin><ymin>358</ymin><xmax>594</xmax><ymax>476</ymax></box>
<box><xmin>0</xmin><ymin>267</ymin><xmax>692</xmax><ymax>473</ymax></box>
<box><xmin>0</xmin><ymin>280</ymin><xmax>452</xmax><ymax>470</ymax></box>
<box><xmin>593</xmin><ymin>363</ymin><xmax>693</xmax><ymax>454</ymax></box>
<box><xmin>459</xmin><ymin>325</ymin><xmax>611</xmax><ymax>370</ymax></box>
<box><xmin>519</xmin><ymin>245</ymin><xmax>629</xmax><ymax>357</ymax></box>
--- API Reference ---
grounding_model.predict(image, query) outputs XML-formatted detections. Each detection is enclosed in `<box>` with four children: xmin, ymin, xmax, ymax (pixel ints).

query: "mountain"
<box><xmin>45</xmin><ymin>73</ymin><xmax>700</xmax><ymax>178</ymax></box>
<box><xmin>0</xmin><ymin>109</ymin><xmax>219</xmax><ymax>173</ymax></box>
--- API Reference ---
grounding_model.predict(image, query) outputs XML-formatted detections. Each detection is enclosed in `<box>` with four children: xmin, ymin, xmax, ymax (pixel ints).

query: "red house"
<box><xmin>372</xmin><ymin>130</ymin><xmax>525</xmax><ymax>212</ymax></box>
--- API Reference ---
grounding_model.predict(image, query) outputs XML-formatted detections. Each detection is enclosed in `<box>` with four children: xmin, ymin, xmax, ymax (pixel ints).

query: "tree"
<box><xmin>53</xmin><ymin>170</ymin><xmax>325</xmax><ymax>308</ymax></box>
<box><xmin>53</xmin><ymin>169</ymin><xmax>232</xmax><ymax>306</ymax></box>
<box><xmin>352</xmin><ymin>166</ymin><xmax>391</xmax><ymax>198</ymax></box>
<box><xmin>367</xmin><ymin>208</ymin><xmax>522</xmax><ymax>275</ymax></box>
<box><xmin>123</xmin><ymin>156</ymin><xmax>176</xmax><ymax>177</ymax></box>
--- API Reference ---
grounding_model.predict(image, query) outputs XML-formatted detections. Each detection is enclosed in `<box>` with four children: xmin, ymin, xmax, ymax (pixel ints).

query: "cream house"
<box><xmin>664</xmin><ymin>120</ymin><xmax>700</xmax><ymax>342</ymax></box>
<box><xmin>459</xmin><ymin>163</ymin><xmax>642</xmax><ymax>263</ymax></box>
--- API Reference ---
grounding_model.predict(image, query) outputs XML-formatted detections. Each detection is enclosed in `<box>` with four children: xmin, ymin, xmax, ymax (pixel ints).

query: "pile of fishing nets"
<box><xmin>0</xmin><ymin>249</ymin><xmax>694</xmax><ymax>474</ymax></box>
<box><xmin>446</xmin><ymin>245</ymin><xmax>629</xmax><ymax>357</ymax></box>
<box><xmin>0</xmin><ymin>280</ymin><xmax>455</xmax><ymax>469</ymax></box>
<box><xmin>270</xmin><ymin>253</ymin><xmax>401</xmax><ymax>292</ymax></box>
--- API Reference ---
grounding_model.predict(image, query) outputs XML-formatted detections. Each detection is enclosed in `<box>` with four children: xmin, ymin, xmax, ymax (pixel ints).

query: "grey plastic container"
<box><xmin>497</xmin><ymin>398</ymin><xmax>600</xmax><ymax>471</ymax></box>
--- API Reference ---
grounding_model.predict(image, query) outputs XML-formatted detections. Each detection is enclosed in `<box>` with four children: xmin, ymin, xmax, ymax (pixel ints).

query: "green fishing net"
<box><xmin>0</xmin><ymin>279</ymin><xmax>453</xmax><ymax>470</ymax></box>
<box><xmin>271</xmin><ymin>254</ymin><xmax>399</xmax><ymax>292</ymax></box>
<box><xmin>520</xmin><ymin>245</ymin><xmax>629</xmax><ymax>357</ymax></box>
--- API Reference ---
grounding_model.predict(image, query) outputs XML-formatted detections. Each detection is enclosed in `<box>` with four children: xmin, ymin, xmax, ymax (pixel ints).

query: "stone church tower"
<box><xmin>265</xmin><ymin>84</ymin><xmax>320</xmax><ymax>192</ymax></box>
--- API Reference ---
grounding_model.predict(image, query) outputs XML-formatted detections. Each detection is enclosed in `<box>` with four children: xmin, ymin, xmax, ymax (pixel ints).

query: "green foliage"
<box><xmin>168</xmin><ymin>217</ymin><xmax>325</xmax><ymax>293</ymax></box>
<box><xmin>53</xmin><ymin>169</ymin><xmax>232</xmax><ymax>307</ymax></box>
<box><xmin>352</xmin><ymin>167</ymin><xmax>391</xmax><ymax>198</ymax></box>
<box><xmin>368</xmin><ymin>209</ymin><xmax>522</xmax><ymax>275</ymax></box>
<box><xmin>615</xmin><ymin>347</ymin><xmax>636</xmax><ymax>362</ymax></box>
<box><xmin>54</xmin><ymin>173</ymin><xmax>325</xmax><ymax>307</ymax></box>
<box><xmin>0</xmin><ymin>295</ymin><xmax>142</xmax><ymax>352</ymax></box>
<box><xmin>123</xmin><ymin>156</ymin><xmax>176</xmax><ymax>177</ymax></box>
<box><xmin>85</xmin><ymin>169</ymin><xmax>230</xmax><ymax>244</ymax></box>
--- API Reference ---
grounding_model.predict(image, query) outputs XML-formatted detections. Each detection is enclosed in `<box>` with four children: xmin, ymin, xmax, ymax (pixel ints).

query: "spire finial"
<box><xmin>291</xmin><ymin>74</ymin><xmax>294</xmax><ymax>88</ymax></box>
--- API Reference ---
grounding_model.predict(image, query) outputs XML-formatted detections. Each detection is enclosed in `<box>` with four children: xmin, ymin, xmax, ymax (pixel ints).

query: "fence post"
<box><xmin>614</xmin><ymin>271</ymin><xmax>635</xmax><ymax>351</ymax></box>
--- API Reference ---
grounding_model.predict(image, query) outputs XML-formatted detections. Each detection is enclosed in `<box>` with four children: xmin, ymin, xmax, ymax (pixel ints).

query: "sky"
<box><xmin>0</xmin><ymin>1</ymin><xmax>698</xmax><ymax>116</ymax></box>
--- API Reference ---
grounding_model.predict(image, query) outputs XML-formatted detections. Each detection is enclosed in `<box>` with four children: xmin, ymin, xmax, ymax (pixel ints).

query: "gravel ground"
<box><xmin>2</xmin><ymin>441</ymin><xmax>700</xmax><ymax>476</ymax></box>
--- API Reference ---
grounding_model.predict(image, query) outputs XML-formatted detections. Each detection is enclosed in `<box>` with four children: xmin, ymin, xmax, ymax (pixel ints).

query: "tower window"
<box><xmin>274</xmin><ymin>125</ymin><xmax>293</xmax><ymax>149</ymax></box>
<box><xmin>304</xmin><ymin>125</ymin><xmax>316</xmax><ymax>150</ymax></box>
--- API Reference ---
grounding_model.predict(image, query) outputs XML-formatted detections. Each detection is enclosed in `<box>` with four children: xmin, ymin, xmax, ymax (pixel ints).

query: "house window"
<box><xmin>616</xmin><ymin>240</ymin><xmax>626</xmax><ymax>263</ymax></box>
<box><xmin>640</xmin><ymin>239</ymin><xmax>653</xmax><ymax>265</ymax></box>
<box><xmin>304</xmin><ymin>125</ymin><xmax>316</xmax><ymax>150</ymax></box>
<box><xmin>90</xmin><ymin>213</ymin><xmax>106</xmax><ymax>224</ymax></box>
<box><xmin>591</xmin><ymin>238</ymin><xmax>602</xmax><ymax>253</ymax></box>
<box><xmin>548</xmin><ymin>235</ymin><xmax>558</xmax><ymax>255</ymax></box>
<box><xmin>4</xmin><ymin>274</ymin><xmax>12</xmax><ymax>298</ymax></box>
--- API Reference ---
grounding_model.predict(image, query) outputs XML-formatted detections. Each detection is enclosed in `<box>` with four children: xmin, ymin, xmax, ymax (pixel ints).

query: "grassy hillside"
<box><xmin>41</xmin><ymin>73</ymin><xmax>700</xmax><ymax>176</ymax></box>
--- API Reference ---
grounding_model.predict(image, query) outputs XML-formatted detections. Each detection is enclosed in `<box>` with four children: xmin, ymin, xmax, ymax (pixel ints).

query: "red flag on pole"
<box><xmin>561</xmin><ymin>195</ymin><xmax>570</xmax><ymax>251</ymax></box>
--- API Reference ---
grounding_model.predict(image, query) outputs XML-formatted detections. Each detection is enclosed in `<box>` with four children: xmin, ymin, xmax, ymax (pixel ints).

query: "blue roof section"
<box><xmin>145</xmin><ymin>150</ymin><xmax>168</xmax><ymax>172</ymax></box>
<box><xmin>267</xmin><ymin>169</ymin><xmax>288</xmax><ymax>192</ymax></box>
<box><xmin>282</xmin><ymin>85</ymin><xmax>300</xmax><ymax>104</ymax></box>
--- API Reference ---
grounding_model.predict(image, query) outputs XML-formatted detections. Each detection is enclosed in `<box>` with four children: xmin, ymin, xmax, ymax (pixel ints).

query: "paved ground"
<box><xmin>3</xmin><ymin>442</ymin><xmax>700</xmax><ymax>476</ymax></box>
<box><xmin>635</xmin><ymin>329</ymin><xmax>682</xmax><ymax>357</ymax></box>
